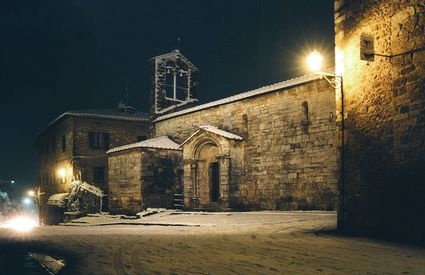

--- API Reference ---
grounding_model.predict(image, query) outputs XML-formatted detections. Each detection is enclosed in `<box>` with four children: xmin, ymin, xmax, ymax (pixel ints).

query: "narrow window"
<box><xmin>301</xmin><ymin>101</ymin><xmax>309</xmax><ymax>132</ymax></box>
<box><xmin>103</xmin><ymin>133</ymin><xmax>110</xmax><ymax>149</ymax></box>
<box><xmin>93</xmin><ymin>167</ymin><xmax>105</xmax><ymax>184</ymax></box>
<box><xmin>242</xmin><ymin>114</ymin><xmax>249</xmax><ymax>136</ymax></box>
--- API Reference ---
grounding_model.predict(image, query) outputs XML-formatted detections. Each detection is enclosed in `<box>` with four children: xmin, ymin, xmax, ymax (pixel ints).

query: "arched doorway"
<box><xmin>195</xmin><ymin>141</ymin><xmax>220</xmax><ymax>206</ymax></box>
<box><xmin>181</xmin><ymin>125</ymin><xmax>243</xmax><ymax>210</ymax></box>
<box><xmin>209</xmin><ymin>162</ymin><xmax>220</xmax><ymax>202</ymax></box>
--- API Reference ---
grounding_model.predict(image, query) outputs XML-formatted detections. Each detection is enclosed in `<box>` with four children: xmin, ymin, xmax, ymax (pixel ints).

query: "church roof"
<box><xmin>180</xmin><ymin>125</ymin><xmax>243</xmax><ymax>147</ymax></box>
<box><xmin>153</xmin><ymin>72</ymin><xmax>323</xmax><ymax>122</ymax></box>
<box><xmin>107</xmin><ymin>136</ymin><xmax>181</xmax><ymax>154</ymax></box>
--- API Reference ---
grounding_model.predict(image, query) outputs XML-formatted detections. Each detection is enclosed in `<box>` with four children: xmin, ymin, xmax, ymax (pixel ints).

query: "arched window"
<box><xmin>242</xmin><ymin>114</ymin><xmax>249</xmax><ymax>137</ymax></box>
<box><xmin>301</xmin><ymin>101</ymin><xmax>309</xmax><ymax>132</ymax></box>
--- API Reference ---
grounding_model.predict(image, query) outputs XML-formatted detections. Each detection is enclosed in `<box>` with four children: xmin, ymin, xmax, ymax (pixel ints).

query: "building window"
<box><xmin>93</xmin><ymin>167</ymin><xmax>105</xmax><ymax>184</ymax></box>
<box><xmin>89</xmin><ymin>132</ymin><xmax>110</xmax><ymax>149</ymax></box>
<box><xmin>137</xmin><ymin>135</ymin><xmax>147</xmax><ymax>142</ymax></box>
<box><xmin>61</xmin><ymin>135</ymin><xmax>66</xmax><ymax>152</ymax></box>
<box><xmin>301</xmin><ymin>101</ymin><xmax>309</xmax><ymax>132</ymax></box>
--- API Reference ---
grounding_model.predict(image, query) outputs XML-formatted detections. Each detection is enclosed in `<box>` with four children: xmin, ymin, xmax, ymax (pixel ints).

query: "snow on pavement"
<box><xmin>0</xmin><ymin>211</ymin><xmax>424</xmax><ymax>274</ymax></box>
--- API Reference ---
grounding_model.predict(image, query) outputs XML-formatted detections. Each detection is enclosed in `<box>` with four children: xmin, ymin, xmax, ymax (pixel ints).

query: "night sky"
<box><xmin>0</xmin><ymin>0</ymin><xmax>334</xmax><ymax>196</ymax></box>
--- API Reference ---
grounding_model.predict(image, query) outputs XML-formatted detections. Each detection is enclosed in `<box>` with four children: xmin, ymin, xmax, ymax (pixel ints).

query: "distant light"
<box><xmin>28</xmin><ymin>190</ymin><xmax>36</xmax><ymax>197</ymax></box>
<box><xmin>57</xmin><ymin>168</ymin><xmax>66</xmax><ymax>178</ymax></box>
<box><xmin>2</xmin><ymin>216</ymin><xmax>38</xmax><ymax>232</ymax></box>
<box><xmin>307</xmin><ymin>50</ymin><xmax>324</xmax><ymax>72</ymax></box>
<box><xmin>23</xmin><ymin>197</ymin><xmax>32</xmax><ymax>205</ymax></box>
<box><xmin>11</xmin><ymin>180</ymin><xmax>15</xmax><ymax>184</ymax></box>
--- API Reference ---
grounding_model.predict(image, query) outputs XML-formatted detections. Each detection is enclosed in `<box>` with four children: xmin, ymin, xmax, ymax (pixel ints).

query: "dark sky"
<box><xmin>0</xmin><ymin>0</ymin><xmax>334</xmax><ymax>195</ymax></box>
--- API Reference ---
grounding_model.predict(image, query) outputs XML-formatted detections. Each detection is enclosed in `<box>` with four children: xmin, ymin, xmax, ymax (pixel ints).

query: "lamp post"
<box><xmin>307</xmin><ymin>50</ymin><xmax>346</xmax><ymax>231</ymax></box>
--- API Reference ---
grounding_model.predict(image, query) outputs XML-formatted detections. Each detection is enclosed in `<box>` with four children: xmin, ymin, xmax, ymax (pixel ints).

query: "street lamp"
<box><xmin>57</xmin><ymin>168</ymin><xmax>66</xmax><ymax>183</ymax></box>
<box><xmin>306</xmin><ymin>50</ymin><xmax>346</xmax><ymax>231</ymax></box>
<box><xmin>0</xmin><ymin>180</ymin><xmax>14</xmax><ymax>184</ymax></box>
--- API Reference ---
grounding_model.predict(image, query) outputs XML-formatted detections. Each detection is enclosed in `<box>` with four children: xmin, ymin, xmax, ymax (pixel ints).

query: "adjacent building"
<box><xmin>35</xmin><ymin>104</ymin><xmax>149</xmax><ymax>224</ymax></box>
<box><xmin>335</xmin><ymin>0</ymin><xmax>425</xmax><ymax>244</ymax></box>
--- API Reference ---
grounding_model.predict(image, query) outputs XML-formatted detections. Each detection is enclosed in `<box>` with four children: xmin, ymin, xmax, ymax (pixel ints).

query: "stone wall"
<box><xmin>335</xmin><ymin>0</ymin><xmax>425</xmax><ymax>243</ymax></box>
<box><xmin>108</xmin><ymin>148</ymin><xmax>182</xmax><ymax>214</ymax></box>
<box><xmin>108</xmin><ymin>150</ymin><xmax>143</xmax><ymax>214</ymax></box>
<box><xmin>36</xmin><ymin>116</ymin><xmax>74</xmax><ymax>224</ymax></box>
<box><xmin>155</xmin><ymin>79</ymin><xmax>337</xmax><ymax>210</ymax></box>
<box><xmin>140</xmin><ymin>148</ymin><xmax>183</xmax><ymax>209</ymax></box>
<box><xmin>36</xmin><ymin>114</ymin><xmax>149</xmax><ymax>222</ymax></box>
<box><xmin>73</xmin><ymin>116</ymin><xmax>149</xmax><ymax>192</ymax></box>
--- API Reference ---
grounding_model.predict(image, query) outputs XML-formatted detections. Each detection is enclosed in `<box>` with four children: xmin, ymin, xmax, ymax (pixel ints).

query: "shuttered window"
<box><xmin>89</xmin><ymin>132</ymin><xmax>110</xmax><ymax>149</ymax></box>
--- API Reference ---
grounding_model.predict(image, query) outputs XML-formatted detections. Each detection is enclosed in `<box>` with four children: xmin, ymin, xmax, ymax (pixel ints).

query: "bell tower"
<box><xmin>150</xmin><ymin>49</ymin><xmax>199</xmax><ymax>118</ymax></box>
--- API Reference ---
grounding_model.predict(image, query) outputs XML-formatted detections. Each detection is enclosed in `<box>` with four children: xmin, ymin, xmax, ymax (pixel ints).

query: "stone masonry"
<box><xmin>36</xmin><ymin>108</ymin><xmax>149</xmax><ymax>223</ymax></box>
<box><xmin>108</xmin><ymin>148</ymin><xmax>182</xmax><ymax>214</ymax></box>
<box><xmin>154</xmin><ymin>78</ymin><xmax>337</xmax><ymax>210</ymax></box>
<box><xmin>335</xmin><ymin>0</ymin><xmax>425</xmax><ymax>243</ymax></box>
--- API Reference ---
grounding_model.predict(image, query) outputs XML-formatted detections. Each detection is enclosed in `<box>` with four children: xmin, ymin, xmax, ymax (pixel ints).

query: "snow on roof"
<box><xmin>65</xmin><ymin>109</ymin><xmax>149</xmax><ymax>121</ymax></box>
<box><xmin>79</xmin><ymin>182</ymin><xmax>105</xmax><ymax>197</ymax></box>
<box><xmin>35</xmin><ymin>108</ymin><xmax>149</xmax><ymax>144</ymax></box>
<box><xmin>151</xmin><ymin>49</ymin><xmax>198</xmax><ymax>71</ymax></box>
<box><xmin>47</xmin><ymin>193</ymin><xmax>68</xmax><ymax>207</ymax></box>
<box><xmin>181</xmin><ymin>125</ymin><xmax>243</xmax><ymax>147</ymax></box>
<box><xmin>154</xmin><ymin>72</ymin><xmax>323</xmax><ymax>122</ymax></box>
<box><xmin>107</xmin><ymin>136</ymin><xmax>182</xmax><ymax>154</ymax></box>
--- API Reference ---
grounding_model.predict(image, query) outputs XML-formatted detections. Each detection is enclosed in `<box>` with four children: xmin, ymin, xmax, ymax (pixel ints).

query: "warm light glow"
<box><xmin>335</xmin><ymin>47</ymin><xmax>344</xmax><ymax>76</ymax></box>
<box><xmin>2</xmin><ymin>216</ymin><xmax>38</xmax><ymax>232</ymax></box>
<box><xmin>307</xmin><ymin>50</ymin><xmax>324</xmax><ymax>72</ymax></box>
<box><xmin>58</xmin><ymin>168</ymin><xmax>66</xmax><ymax>178</ymax></box>
<box><xmin>28</xmin><ymin>190</ymin><xmax>35</xmax><ymax>197</ymax></box>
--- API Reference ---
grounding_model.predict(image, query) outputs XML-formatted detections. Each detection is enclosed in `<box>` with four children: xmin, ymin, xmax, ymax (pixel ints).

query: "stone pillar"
<box><xmin>217</xmin><ymin>154</ymin><xmax>231</xmax><ymax>209</ymax></box>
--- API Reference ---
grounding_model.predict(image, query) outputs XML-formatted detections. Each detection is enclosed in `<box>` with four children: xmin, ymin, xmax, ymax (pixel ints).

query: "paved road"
<box><xmin>0</xmin><ymin>211</ymin><xmax>424</xmax><ymax>274</ymax></box>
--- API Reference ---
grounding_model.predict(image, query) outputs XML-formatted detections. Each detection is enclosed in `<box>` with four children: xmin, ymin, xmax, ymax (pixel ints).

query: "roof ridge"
<box><xmin>154</xmin><ymin>72</ymin><xmax>325</xmax><ymax>122</ymax></box>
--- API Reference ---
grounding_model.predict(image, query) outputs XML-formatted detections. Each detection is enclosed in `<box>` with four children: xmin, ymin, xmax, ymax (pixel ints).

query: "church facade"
<box><xmin>107</xmin><ymin>50</ymin><xmax>338</xmax><ymax>213</ymax></box>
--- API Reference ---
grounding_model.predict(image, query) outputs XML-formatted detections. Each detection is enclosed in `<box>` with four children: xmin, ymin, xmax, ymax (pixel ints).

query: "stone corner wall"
<box><xmin>140</xmin><ymin>148</ymin><xmax>183</xmax><ymax>209</ymax></box>
<box><xmin>335</xmin><ymin>0</ymin><xmax>425</xmax><ymax>244</ymax></box>
<box><xmin>108</xmin><ymin>150</ymin><xmax>143</xmax><ymax>214</ymax></box>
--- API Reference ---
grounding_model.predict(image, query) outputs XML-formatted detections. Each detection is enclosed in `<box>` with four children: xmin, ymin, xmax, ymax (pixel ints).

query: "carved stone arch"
<box><xmin>181</xmin><ymin>125</ymin><xmax>243</xmax><ymax>210</ymax></box>
<box><xmin>192</xmin><ymin>134</ymin><xmax>223</xmax><ymax>160</ymax></box>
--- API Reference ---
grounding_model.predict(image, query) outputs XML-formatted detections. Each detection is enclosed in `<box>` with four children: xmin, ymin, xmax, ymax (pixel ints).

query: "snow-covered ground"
<box><xmin>0</xmin><ymin>211</ymin><xmax>424</xmax><ymax>274</ymax></box>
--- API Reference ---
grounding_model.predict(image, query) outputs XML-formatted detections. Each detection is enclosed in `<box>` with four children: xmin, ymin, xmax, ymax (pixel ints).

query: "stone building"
<box><xmin>108</xmin><ymin>50</ymin><xmax>338</xmax><ymax>213</ymax></box>
<box><xmin>107</xmin><ymin>136</ymin><xmax>182</xmax><ymax>214</ymax></box>
<box><xmin>335</xmin><ymin>0</ymin><xmax>425</xmax><ymax>244</ymax></box>
<box><xmin>35</xmin><ymin>104</ymin><xmax>149</xmax><ymax>224</ymax></box>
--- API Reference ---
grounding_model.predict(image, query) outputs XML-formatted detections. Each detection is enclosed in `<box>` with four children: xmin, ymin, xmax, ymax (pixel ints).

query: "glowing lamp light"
<box><xmin>28</xmin><ymin>190</ymin><xmax>35</xmax><ymax>197</ymax></box>
<box><xmin>57</xmin><ymin>168</ymin><xmax>66</xmax><ymax>178</ymax></box>
<box><xmin>22</xmin><ymin>197</ymin><xmax>32</xmax><ymax>205</ymax></box>
<box><xmin>2</xmin><ymin>216</ymin><xmax>38</xmax><ymax>232</ymax></box>
<box><xmin>307</xmin><ymin>50</ymin><xmax>324</xmax><ymax>72</ymax></box>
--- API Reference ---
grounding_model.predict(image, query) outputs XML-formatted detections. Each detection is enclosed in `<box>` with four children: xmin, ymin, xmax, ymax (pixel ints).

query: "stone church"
<box><xmin>107</xmin><ymin>49</ymin><xmax>337</xmax><ymax>213</ymax></box>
